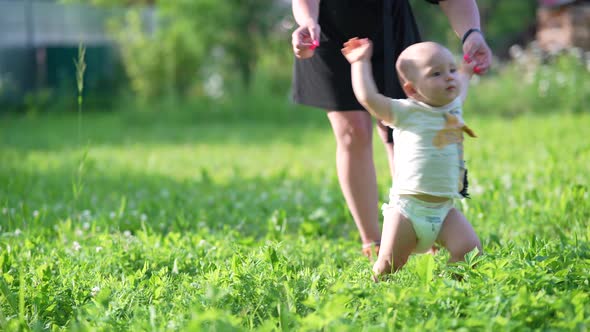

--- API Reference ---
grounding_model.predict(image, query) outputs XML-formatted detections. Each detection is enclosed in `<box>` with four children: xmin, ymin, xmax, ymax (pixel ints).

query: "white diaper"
<box><xmin>382</xmin><ymin>195</ymin><xmax>454</xmax><ymax>253</ymax></box>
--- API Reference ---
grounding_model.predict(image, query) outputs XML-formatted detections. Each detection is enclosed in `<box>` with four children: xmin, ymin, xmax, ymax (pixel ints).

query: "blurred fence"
<box><xmin>0</xmin><ymin>0</ymin><xmax>154</xmax><ymax>110</ymax></box>
<box><xmin>0</xmin><ymin>0</ymin><xmax>116</xmax><ymax>48</ymax></box>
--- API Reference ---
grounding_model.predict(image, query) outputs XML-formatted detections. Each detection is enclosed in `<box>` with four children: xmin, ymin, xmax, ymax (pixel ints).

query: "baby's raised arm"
<box><xmin>342</xmin><ymin>38</ymin><xmax>394</xmax><ymax>124</ymax></box>
<box><xmin>458</xmin><ymin>55</ymin><xmax>477</xmax><ymax>103</ymax></box>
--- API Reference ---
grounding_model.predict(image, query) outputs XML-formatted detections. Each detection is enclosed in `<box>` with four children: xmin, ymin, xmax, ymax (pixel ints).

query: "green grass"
<box><xmin>0</xmin><ymin>108</ymin><xmax>589</xmax><ymax>331</ymax></box>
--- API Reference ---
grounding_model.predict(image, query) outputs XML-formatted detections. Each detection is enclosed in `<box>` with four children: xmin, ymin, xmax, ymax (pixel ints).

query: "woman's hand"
<box><xmin>462</xmin><ymin>31</ymin><xmax>492</xmax><ymax>75</ymax></box>
<box><xmin>292</xmin><ymin>21</ymin><xmax>321</xmax><ymax>59</ymax></box>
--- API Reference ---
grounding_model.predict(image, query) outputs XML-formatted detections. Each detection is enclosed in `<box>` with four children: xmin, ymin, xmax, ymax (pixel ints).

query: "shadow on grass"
<box><xmin>0</xmin><ymin>104</ymin><xmax>329</xmax><ymax>152</ymax></box>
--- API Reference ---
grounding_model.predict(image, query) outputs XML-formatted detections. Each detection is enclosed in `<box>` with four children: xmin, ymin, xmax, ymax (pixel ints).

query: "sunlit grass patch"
<box><xmin>0</xmin><ymin>110</ymin><xmax>588</xmax><ymax>330</ymax></box>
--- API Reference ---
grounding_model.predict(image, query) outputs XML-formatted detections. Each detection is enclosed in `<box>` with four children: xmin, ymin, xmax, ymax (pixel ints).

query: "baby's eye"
<box><xmin>450</xmin><ymin>68</ymin><xmax>457</xmax><ymax>73</ymax></box>
<box><xmin>432</xmin><ymin>72</ymin><xmax>441</xmax><ymax>77</ymax></box>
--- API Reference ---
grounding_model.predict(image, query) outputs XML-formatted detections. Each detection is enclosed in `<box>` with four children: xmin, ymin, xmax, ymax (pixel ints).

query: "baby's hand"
<box><xmin>341</xmin><ymin>38</ymin><xmax>373</xmax><ymax>64</ymax></box>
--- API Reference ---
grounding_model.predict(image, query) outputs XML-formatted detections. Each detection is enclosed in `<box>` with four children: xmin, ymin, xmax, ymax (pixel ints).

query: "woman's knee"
<box><xmin>334</xmin><ymin>122</ymin><xmax>372</xmax><ymax>150</ymax></box>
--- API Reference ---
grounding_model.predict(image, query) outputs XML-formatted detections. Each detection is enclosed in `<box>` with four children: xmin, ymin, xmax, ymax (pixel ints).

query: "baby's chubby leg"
<box><xmin>373</xmin><ymin>208</ymin><xmax>417</xmax><ymax>276</ymax></box>
<box><xmin>436</xmin><ymin>208</ymin><xmax>482</xmax><ymax>263</ymax></box>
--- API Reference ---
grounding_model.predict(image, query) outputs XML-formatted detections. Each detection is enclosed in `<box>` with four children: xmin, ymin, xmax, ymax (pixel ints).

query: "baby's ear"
<box><xmin>402</xmin><ymin>82</ymin><xmax>416</xmax><ymax>97</ymax></box>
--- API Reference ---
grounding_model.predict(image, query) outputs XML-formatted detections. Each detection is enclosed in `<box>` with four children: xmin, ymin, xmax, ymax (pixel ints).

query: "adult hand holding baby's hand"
<box><xmin>462</xmin><ymin>30</ymin><xmax>491</xmax><ymax>75</ymax></box>
<box><xmin>341</xmin><ymin>38</ymin><xmax>373</xmax><ymax>64</ymax></box>
<box><xmin>461</xmin><ymin>54</ymin><xmax>479</xmax><ymax>76</ymax></box>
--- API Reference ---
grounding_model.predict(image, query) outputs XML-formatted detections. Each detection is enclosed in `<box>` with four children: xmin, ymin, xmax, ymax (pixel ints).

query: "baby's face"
<box><xmin>410</xmin><ymin>49</ymin><xmax>460</xmax><ymax>107</ymax></box>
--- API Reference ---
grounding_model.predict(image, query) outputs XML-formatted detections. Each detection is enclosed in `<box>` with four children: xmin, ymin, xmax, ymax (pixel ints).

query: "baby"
<box><xmin>341</xmin><ymin>39</ymin><xmax>482</xmax><ymax>276</ymax></box>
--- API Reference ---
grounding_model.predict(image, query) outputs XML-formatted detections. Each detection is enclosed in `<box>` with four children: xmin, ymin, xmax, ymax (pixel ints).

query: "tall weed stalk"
<box><xmin>73</xmin><ymin>43</ymin><xmax>88</xmax><ymax>209</ymax></box>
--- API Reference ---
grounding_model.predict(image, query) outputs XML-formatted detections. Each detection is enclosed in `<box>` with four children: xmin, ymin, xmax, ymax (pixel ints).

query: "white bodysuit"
<box><xmin>381</xmin><ymin>97</ymin><xmax>473</xmax><ymax>252</ymax></box>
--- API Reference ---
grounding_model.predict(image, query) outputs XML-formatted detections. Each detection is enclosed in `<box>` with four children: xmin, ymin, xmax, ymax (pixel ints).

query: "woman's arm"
<box><xmin>292</xmin><ymin>0</ymin><xmax>320</xmax><ymax>28</ymax></box>
<box><xmin>438</xmin><ymin>0</ymin><xmax>481</xmax><ymax>40</ymax></box>
<box><xmin>439</xmin><ymin>0</ymin><xmax>492</xmax><ymax>74</ymax></box>
<box><xmin>291</xmin><ymin>0</ymin><xmax>321</xmax><ymax>59</ymax></box>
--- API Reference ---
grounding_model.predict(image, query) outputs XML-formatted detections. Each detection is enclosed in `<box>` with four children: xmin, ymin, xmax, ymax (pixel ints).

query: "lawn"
<box><xmin>0</xmin><ymin>109</ymin><xmax>589</xmax><ymax>331</ymax></box>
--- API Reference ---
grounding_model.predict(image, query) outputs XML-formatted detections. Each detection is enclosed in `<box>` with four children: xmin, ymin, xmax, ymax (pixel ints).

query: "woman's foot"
<box><xmin>361</xmin><ymin>242</ymin><xmax>380</xmax><ymax>260</ymax></box>
<box><xmin>426</xmin><ymin>245</ymin><xmax>439</xmax><ymax>255</ymax></box>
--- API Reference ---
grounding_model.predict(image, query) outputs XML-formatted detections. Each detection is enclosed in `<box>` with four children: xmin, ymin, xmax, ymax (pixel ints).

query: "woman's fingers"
<box><xmin>462</xmin><ymin>33</ymin><xmax>492</xmax><ymax>75</ymax></box>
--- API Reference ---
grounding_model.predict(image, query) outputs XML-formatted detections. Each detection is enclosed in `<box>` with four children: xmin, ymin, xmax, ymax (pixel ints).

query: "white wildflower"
<box><xmin>172</xmin><ymin>259</ymin><xmax>179</xmax><ymax>274</ymax></box>
<box><xmin>555</xmin><ymin>73</ymin><xmax>566</xmax><ymax>87</ymax></box>
<box><xmin>509</xmin><ymin>44</ymin><xmax>524</xmax><ymax>60</ymax></box>
<box><xmin>472</xmin><ymin>184</ymin><xmax>485</xmax><ymax>195</ymax></box>
<box><xmin>95</xmin><ymin>246</ymin><xmax>103</xmax><ymax>253</ymax></box>
<box><xmin>72</xmin><ymin>241</ymin><xmax>82</xmax><ymax>251</ymax></box>
<box><xmin>508</xmin><ymin>196</ymin><xmax>517</xmax><ymax>210</ymax></box>
<box><xmin>167</xmin><ymin>320</ymin><xmax>177</xmax><ymax>330</ymax></box>
<box><xmin>204</xmin><ymin>72</ymin><xmax>224</xmax><ymax>99</ymax></box>
<box><xmin>91</xmin><ymin>286</ymin><xmax>100</xmax><ymax>297</ymax></box>
<box><xmin>501</xmin><ymin>174</ymin><xmax>512</xmax><ymax>190</ymax></box>
<box><xmin>109</xmin><ymin>212</ymin><xmax>117</xmax><ymax>219</ymax></box>
<box><xmin>83</xmin><ymin>222</ymin><xmax>90</xmax><ymax>230</ymax></box>
<box><xmin>538</xmin><ymin>80</ymin><xmax>549</xmax><ymax>97</ymax></box>
<box><xmin>14</xmin><ymin>229</ymin><xmax>22</xmax><ymax>236</ymax></box>
<box><xmin>33</xmin><ymin>210</ymin><xmax>40</xmax><ymax>218</ymax></box>
<box><xmin>123</xmin><ymin>230</ymin><xmax>132</xmax><ymax>237</ymax></box>
<box><xmin>140</xmin><ymin>214</ymin><xmax>147</xmax><ymax>222</ymax></box>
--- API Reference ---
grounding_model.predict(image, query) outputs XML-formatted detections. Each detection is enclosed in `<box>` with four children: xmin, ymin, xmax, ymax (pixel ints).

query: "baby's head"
<box><xmin>396</xmin><ymin>42</ymin><xmax>460</xmax><ymax>107</ymax></box>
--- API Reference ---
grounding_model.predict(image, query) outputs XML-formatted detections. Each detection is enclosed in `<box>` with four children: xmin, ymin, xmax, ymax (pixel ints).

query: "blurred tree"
<box><xmin>412</xmin><ymin>0</ymin><xmax>538</xmax><ymax>57</ymax></box>
<box><xmin>63</xmin><ymin>0</ymin><xmax>539</xmax><ymax>102</ymax></box>
<box><xmin>64</xmin><ymin>0</ymin><xmax>289</xmax><ymax>101</ymax></box>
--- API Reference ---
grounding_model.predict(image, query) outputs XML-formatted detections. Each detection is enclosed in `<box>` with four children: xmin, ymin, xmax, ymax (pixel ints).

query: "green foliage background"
<box><xmin>59</xmin><ymin>0</ymin><xmax>540</xmax><ymax>104</ymax></box>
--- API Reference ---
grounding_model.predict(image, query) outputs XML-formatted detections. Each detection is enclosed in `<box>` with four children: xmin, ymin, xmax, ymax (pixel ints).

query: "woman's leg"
<box><xmin>327</xmin><ymin>110</ymin><xmax>381</xmax><ymax>247</ymax></box>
